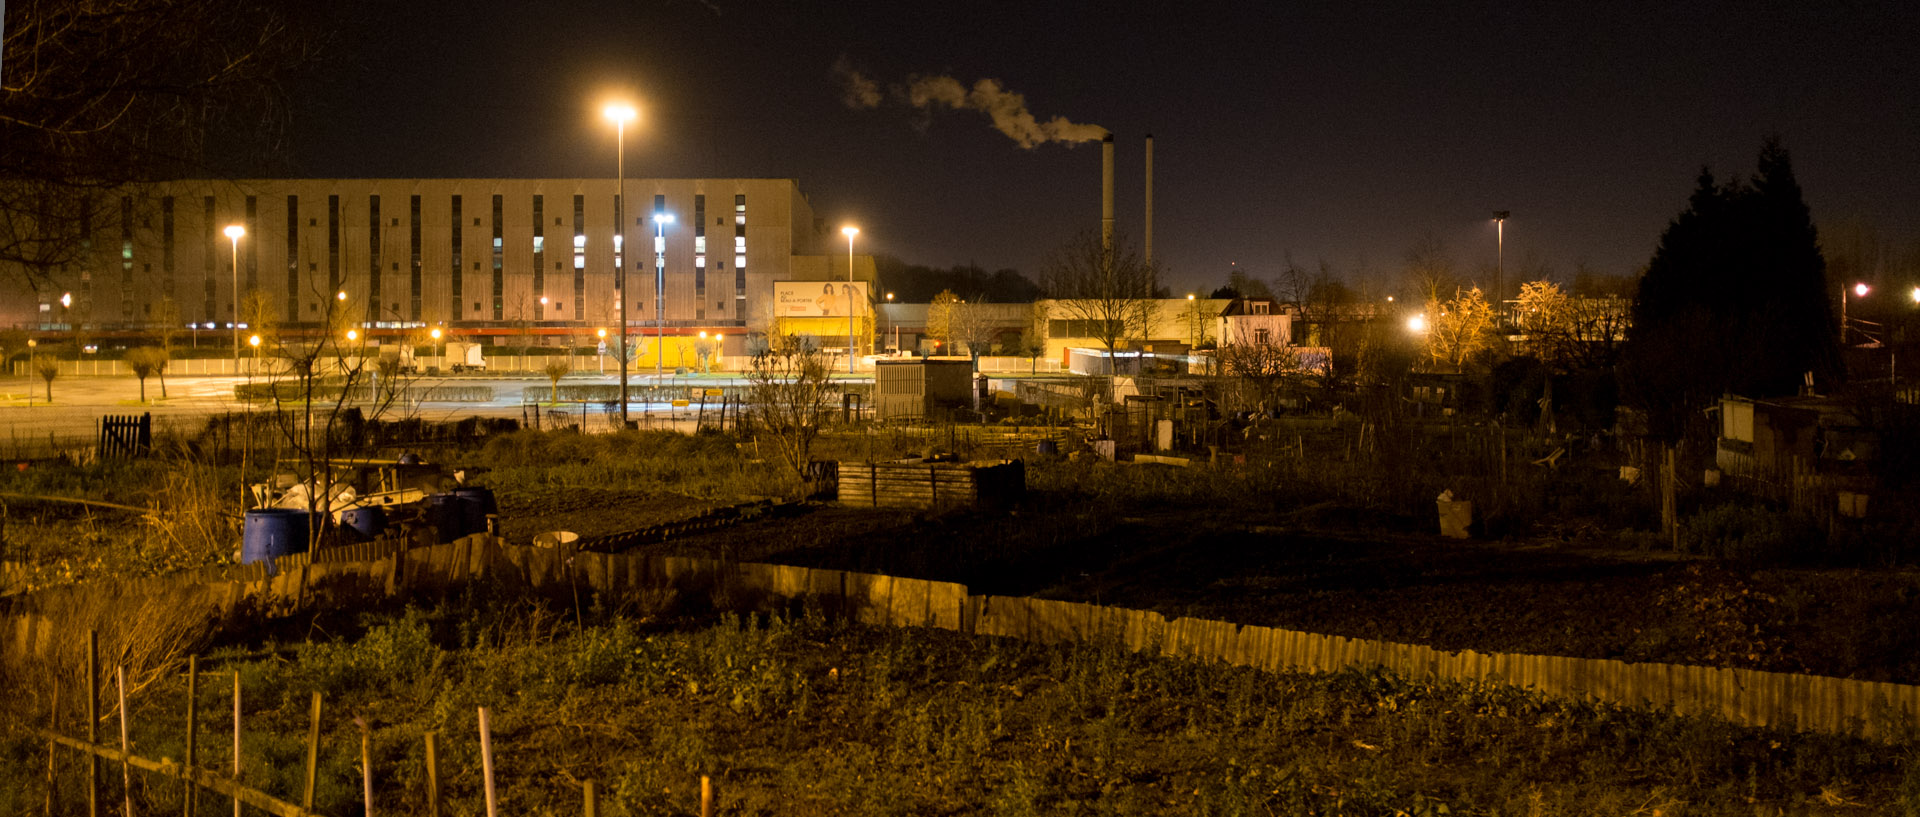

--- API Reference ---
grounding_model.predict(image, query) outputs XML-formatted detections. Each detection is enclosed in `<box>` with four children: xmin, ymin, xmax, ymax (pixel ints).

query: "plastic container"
<box><xmin>242</xmin><ymin>508</ymin><xmax>310</xmax><ymax>568</ymax></box>
<box><xmin>339</xmin><ymin>505</ymin><xmax>388</xmax><ymax>541</ymax></box>
<box><xmin>424</xmin><ymin>493</ymin><xmax>469</xmax><ymax>543</ymax></box>
<box><xmin>452</xmin><ymin>487</ymin><xmax>498</xmax><ymax>537</ymax></box>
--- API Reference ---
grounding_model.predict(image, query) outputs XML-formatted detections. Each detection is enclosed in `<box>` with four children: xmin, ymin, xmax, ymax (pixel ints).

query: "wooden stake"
<box><xmin>88</xmin><ymin>630</ymin><xmax>98</xmax><ymax>817</ymax></box>
<box><xmin>232</xmin><ymin>672</ymin><xmax>241</xmax><ymax>817</ymax></box>
<box><xmin>116</xmin><ymin>667</ymin><xmax>130</xmax><ymax>817</ymax></box>
<box><xmin>359</xmin><ymin>721</ymin><xmax>372</xmax><ymax>817</ymax></box>
<box><xmin>700</xmin><ymin>775</ymin><xmax>712</xmax><ymax>817</ymax></box>
<box><xmin>302</xmin><ymin>693</ymin><xmax>321</xmax><ymax>810</ymax></box>
<box><xmin>583</xmin><ymin>779</ymin><xmax>597</xmax><ymax>817</ymax></box>
<box><xmin>45</xmin><ymin>679</ymin><xmax>58</xmax><ymax>817</ymax></box>
<box><xmin>183</xmin><ymin>657</ymin><xmax>196</xmax><ymax>817</ymax></box>
<box><xmin>423</xmin><ymin>732</ymin><xmax>440</xmax><ymax>817</ymax></box>
<box><xmin>478</xmin><ymin>708</ymin><xmax>496</xmax><ymax>817</ymax></box>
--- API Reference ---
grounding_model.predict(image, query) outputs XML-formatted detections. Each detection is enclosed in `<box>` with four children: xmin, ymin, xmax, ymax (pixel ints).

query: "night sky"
<box><xmin>286</xmin><ymin>1</ymin><xmax>1920</xmax><ymax>297</ymax></box>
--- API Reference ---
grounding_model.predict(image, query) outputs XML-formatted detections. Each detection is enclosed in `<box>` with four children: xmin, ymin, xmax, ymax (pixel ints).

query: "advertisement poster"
<box><xmin>775</xmin><ymin>281</ymin><xmax>868</xmax><ymax>317</ymax></box>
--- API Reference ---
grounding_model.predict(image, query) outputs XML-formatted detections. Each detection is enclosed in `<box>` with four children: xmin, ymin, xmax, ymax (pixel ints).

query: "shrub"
<box><xmin>1681</xmin><ymin>503</ymin><xmax>1825</xmax><ymax>564</ymax></box>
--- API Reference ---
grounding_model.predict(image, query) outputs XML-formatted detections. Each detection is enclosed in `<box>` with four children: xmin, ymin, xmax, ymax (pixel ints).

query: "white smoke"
<box><xmin>834</xmin><ymin>59</ymin><xmax>1106</xmax><ymax>149</ymax></box>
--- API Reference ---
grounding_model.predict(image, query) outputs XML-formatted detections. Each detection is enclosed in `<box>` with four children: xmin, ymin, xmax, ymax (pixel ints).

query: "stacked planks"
<box><xmin>837</xmin><ymin>458</ymin><xmax>1025</xmax><ymax>510</ymax></box>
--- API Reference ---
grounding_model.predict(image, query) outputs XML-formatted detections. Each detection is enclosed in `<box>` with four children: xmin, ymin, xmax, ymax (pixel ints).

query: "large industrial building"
<box><xmin>1</xmin><ymin>178</ymin><xmax>875</xmax><ymax>362</ymax></box>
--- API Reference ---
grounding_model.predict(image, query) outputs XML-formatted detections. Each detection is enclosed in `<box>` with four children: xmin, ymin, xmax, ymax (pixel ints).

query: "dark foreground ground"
<box><xmin>512</xmin><ymin>486</ymin><xmax>1920</xmax><ymax>686</ymax></box>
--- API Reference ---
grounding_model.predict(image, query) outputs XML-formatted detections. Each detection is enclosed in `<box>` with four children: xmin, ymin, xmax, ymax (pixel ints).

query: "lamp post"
<box><xmin>224</xmin><ymin>224</ymin><xmax>245</xmax><ymax>373</ymax></box>
<box><xmin>1842</xmin><ymin>282</ymin><xmax>1869</xmax><ymax>345</ymax></box>
<box><xmin>1492</xmin><ymin>211</ymin><xmax>1509</xmax><ymax>321</ymax></box>
<box><xmin>653</xmin><ymin>212</ymin><xmax>674</xmax><ymax>376</ymax></box>
<box><xmin>430</xmin><ymin>327</ymin><xmax>443</xmax><ymax>372</ymax></box>
<box><xmin>596</xmin><ymin>327</ymin><xmax>607</xmax><ymax>374</ymax></box>
<box><xmin>842</xmin><ymin>226</ymin><xmax>859</xmax><ymax>374</ymax></box>
<box><xmin>603</xmin><ymin>102</ymin><xmax>636</xmax><ymax>424</ymax></box>
<box><xmin>26</xmin><ymin>339</ymin><xmax>36</xmax><ymax>407</ymax></box>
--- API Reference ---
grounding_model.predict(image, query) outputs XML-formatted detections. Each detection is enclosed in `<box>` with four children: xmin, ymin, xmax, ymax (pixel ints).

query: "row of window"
<box><xmin>104</xmin><ymin>192</ymin><xmax>754</xmax><ymax>325</ymax></box>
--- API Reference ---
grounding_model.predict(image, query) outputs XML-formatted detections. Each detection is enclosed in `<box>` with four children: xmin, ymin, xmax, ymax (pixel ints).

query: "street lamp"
<box><xmin>596</xmin><ymin>327</ymin><xmax>608</xmax><ymax>374</ymax></box>
<box><xmin>1407</xmin><ymin>314</ymin><xmax>1429</xmax><ymax>333</ymax></box>
<box><xmin>1492</xmin><ymin>211</ymin><xmax>1509</xmax><ymax>320</ymax></box>
<box><xmin>430</xmin><ymin>327</ymin><xmax>443</xmax><ymax>371</ymax></box>
<box><xmin>223</xmin><ymin>224</ymin><xmax>245</xmax><ymax>373</ymax></box>
<box><xmin>654</xmin><ymin>212</ymin><xmax>674</xmax><ymax>376</ymax></box>
<box><xmin>26</xmin><ymin>339</ymin><xmax>36</xmax><ymax>407</ymax></box>
<box><xmin>842</xmin><ymin>225</ymin><xmax>859</xmax><ymax>374</ymax></box>
<box><xmin>604</xmin><ymin>101</ymin><xmax>637</xmax><ymax>425</ymax></box>
<box><xmin>1842</xmin><ymin>282</ymin><xmax>1870</xmax><ymax>344</ymax></box>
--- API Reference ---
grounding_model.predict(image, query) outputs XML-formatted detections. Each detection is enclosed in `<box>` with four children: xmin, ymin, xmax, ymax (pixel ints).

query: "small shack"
<box><xmin>838</xmin><ymin>458</ymin><xmax>1025</xmax><ymax>510</ymax></box>
<box><xmin>874</xmin><ymin>358</ymin><xmax>975</xmax><ymax>421</ymax></box>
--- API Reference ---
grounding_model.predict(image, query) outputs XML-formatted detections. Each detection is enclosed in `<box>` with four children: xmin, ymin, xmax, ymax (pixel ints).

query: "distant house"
<box><xmin>1215</xmin><ymin>298</ymin><xmax>1292</xmax><ymax>348</ymax></box>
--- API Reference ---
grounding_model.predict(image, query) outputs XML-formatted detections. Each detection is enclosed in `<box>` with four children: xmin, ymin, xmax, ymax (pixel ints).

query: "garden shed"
<box><xmin>874</xmin><ymin>358</ymin><xmax>974</xmax><ymax>421</ymax></box>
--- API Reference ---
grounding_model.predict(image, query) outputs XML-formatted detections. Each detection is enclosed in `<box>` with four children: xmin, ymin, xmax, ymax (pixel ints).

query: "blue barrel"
<box><xmin>424</xmin><ymin>494</ymin><xmax>469</xmax><ymax>543</ymax></box>
<box><xmin>242</xmin><ymin>508</ymin><xmax>310</xmax><ymax>568</ymax></box>
<box><xmin>339</xmin><ymin>506</ymin><xmax>388</xmax><ymax>541</ymax></box>
<box><xmin>452</xmin><ymin>487</ymin><xmax>498</xmax><ymax>537</ymax></box>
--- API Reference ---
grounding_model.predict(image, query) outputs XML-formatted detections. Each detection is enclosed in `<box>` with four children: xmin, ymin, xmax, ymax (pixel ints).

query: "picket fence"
<box><xmin>5</xmin><ymin>535</ymin><xmax>1917</xmax><ymax>742</ymax></box>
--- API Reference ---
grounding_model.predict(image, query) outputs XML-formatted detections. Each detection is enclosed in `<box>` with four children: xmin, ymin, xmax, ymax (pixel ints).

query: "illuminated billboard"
<box><xmin>775</xmin><ymin>281</ymin><xmax>869</xmax><ymax>317</ymax></box>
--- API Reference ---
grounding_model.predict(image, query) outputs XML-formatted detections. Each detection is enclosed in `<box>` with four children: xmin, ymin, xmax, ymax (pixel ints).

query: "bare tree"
<box><xmin>746</xmin><ymin>336</ymin><xmax>835</xmax><ymax>479</ymax></box>
<box><xmin>1422</xmin><ymin>287</ymin><xmax>1496</xmax><ymax>373</ymax></box>
<box><xmin>927</xmin><ymin>290</ymin><xmax>961</xmax><ymax>352</ymax></box>
<box><xmin>543</xmin><ymin>358</ymin><xmax>572</xmax><ymax>403</ymax></box>
<box><xmin>125</xmin><ymin>346</ymin><xmax>168</xmax><ymax>402</ymax></box>
<box><xmin>152</xmin><ymin>297</ymin><xmax>181</xmax><ymax>397</ymax></box>
<box><xmin>1403</xmin><ymin>233</ymin><xmax>1459</xmax><ymax>304</ymax></box>
<box><xmin>1039</xmin><ymin>230</ymin><xmax>1158</xmax><ymax>356</ymax></box>
<box><xmin>0</xmin><ymin>0</ymin><xmax>320</xmax><ymax>286</ymax></box>
<box><xmin>1217</xmin><ymin>330</ymin><xmax>1303</xmax><ymax>412</ymax></box>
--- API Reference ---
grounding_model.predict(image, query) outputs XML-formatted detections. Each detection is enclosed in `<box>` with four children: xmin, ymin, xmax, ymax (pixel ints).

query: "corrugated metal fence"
<box><xmin>6</xmin><ymin>538</ymin><xmax>1916</xmax><ymax>740</ymax></box>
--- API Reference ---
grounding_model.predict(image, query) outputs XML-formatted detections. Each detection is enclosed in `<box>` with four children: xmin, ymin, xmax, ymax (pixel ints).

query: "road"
<box><xmin>0</xmin><ymin>369</ymin><xmax>788</xmax><ymax>453</ymax></box>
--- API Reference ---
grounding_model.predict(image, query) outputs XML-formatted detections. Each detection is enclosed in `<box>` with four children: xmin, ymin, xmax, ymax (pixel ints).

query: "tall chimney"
<box><xmin>1101</xmin><ymin>133</ymin><xmax>1115</xmax><ymax>253</ymax></box>
<box><xmin>1144</xmin><ymin>133</ymin><xmax>1154</xmax><ymax>267</ymax></box>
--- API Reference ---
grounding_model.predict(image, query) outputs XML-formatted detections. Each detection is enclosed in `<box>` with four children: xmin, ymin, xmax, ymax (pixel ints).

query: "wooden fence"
<box><xmin>96</xmin><ymin>413</ymin><xmax>152</xmax><ymax>460</ymax></box>
<box><xmin>6</xmin><ymin>535</ymin><xmax>1918</xmax><ymax>742</ymax></box>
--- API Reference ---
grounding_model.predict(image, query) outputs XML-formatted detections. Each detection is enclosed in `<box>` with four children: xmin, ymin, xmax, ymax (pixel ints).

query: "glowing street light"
<box><xmin>1407</xmin><ymin>314</ymin><xmax>1429</xmax><ymax>333</ymax></box>
<box><xmin>1843</xmin><ymin>281</ymin><xmax>1871</xmax><ymax>344</ymax></box>
<box><xmin>1911</xmin><ymin>286</ymin><xmax>1920</xmax><ymax>304</ymax></box>
<box><xmin>604</xmin><ymin>101</ymin><xmax>638</xmax><ymax>424</ymax></box>
<box><xmin>842</xmin><ymin>225</ymin><xmax>859</xmax><ymax>374</ymax></box>
<box><xmin>596</xmin><ymin>327</ymin><xmax>608</xmax><ymax>374</ymax></box>
<box><xmin>430</xmin><ymin>327</ymin><xmax>444</xmax><ymax>370</ymax></box>
<box><xmin>224</xmin><ymin>224</ymin><xmax>245</xmax><ymax>371</ymax></box>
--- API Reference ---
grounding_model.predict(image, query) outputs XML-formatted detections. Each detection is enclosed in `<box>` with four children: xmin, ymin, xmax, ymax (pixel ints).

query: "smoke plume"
<box><xmin>834</xmin><ymin>58</ymin><xmax>1106</xmax><ymax>149</ymax></box>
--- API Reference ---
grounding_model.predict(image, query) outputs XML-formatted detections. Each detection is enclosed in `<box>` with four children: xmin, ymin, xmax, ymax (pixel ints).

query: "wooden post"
<box><xmin>45</xmin><ymin>680</ymin><xmax>58</xmax><ymax>817</ymax></box>
<box><xmin>478</xmin><ymin>708</ymin><xmax>496</xmax><ymax>817</ymax></box>
<box><xmin>232</xmin><ymin>672</ymin><xmax>241</xmax><ymax>817</ymax></box>
<box><xmin>88</xmin><ymin>630</ymin><xmax>98</xmax><ymax>817</ymax></box>
<box><xmin>1663</xmin><ymin>444</ymin><xmax>1678</xmax><ymax>550</ymax></box>
<box><xmin>302</xmin><ymin>692</ymin><xmax>322</xmax><ymax>809</ymax></box>
<box><xmin>183</xmin><ymin>657</ymin><xmax>197</xmax><ymax>817</ymax></box>
<box><xmin>117</xmin><ymin>667</ymin><xmax>130</xmax><ymax>817</ymax></box>
<box><xmin>583</xmin><ymin>779</ymin><xmax>597</xmax><ymax>817</ymax></box>
<box><xmin>423</xmin><ymin>732</ymin><xmax>440</xmax><ymax>817</ymax></box>
<box><xmin>700</xmin><ymin>775</ymin><xmax>712</xmax><ymax>817</ymax></box>
<box><xmin>359</xmin><ymin>720</ymin><xmax>372</xmax><ymax>817</ymax></box>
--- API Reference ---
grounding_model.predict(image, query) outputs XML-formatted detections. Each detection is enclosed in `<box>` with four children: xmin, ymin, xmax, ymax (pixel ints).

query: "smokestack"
<box><xmin>1101</xmin><ymin>133</ymin><xmax>1115</xmax><ymax>253</ymax></box>
<box><xmin>1144</xmin><ymin>134</ymin><xmax>1154</xmax><ymax>267</ymax></box>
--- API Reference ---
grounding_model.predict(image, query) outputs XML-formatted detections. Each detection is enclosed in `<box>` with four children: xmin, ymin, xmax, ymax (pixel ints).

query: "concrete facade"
<box><xmin>2</xmin><ymin>178</ymin><xmax>870</xmax><ymax>353</ymax></box>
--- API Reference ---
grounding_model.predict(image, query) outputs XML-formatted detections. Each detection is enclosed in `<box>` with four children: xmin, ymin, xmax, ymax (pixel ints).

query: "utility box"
<box><xmin>874</xmin><ymin>358</ymin><xmax>974</xmax><ymax>421</ymax></box>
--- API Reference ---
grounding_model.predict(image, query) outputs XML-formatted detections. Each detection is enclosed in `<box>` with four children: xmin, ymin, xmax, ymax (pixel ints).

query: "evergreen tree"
<box><xmin>1623</xmin><ymin>140</ymin><xmax>1839</xmax><ymax>440</ymax></box>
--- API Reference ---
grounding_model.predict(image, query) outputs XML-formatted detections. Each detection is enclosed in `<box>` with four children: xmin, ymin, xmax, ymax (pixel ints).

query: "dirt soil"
<box><xmin>509</xmin><ymin>490</ymin><xmax>1920</xmax><ymax>685</ymax></box>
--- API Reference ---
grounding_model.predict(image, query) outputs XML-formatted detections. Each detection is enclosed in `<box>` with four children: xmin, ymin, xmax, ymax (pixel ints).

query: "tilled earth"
<box><xmin>505</xmin><ymin>488</ymin><xmax>1920</xmax><ymax>685</ymax></box>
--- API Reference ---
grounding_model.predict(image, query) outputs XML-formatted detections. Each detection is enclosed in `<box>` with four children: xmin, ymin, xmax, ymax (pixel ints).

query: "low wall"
<box><xmin>5</xmin><ymin>538</ymin><xmax>1916</xmax><ymax>741</ymax></box>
